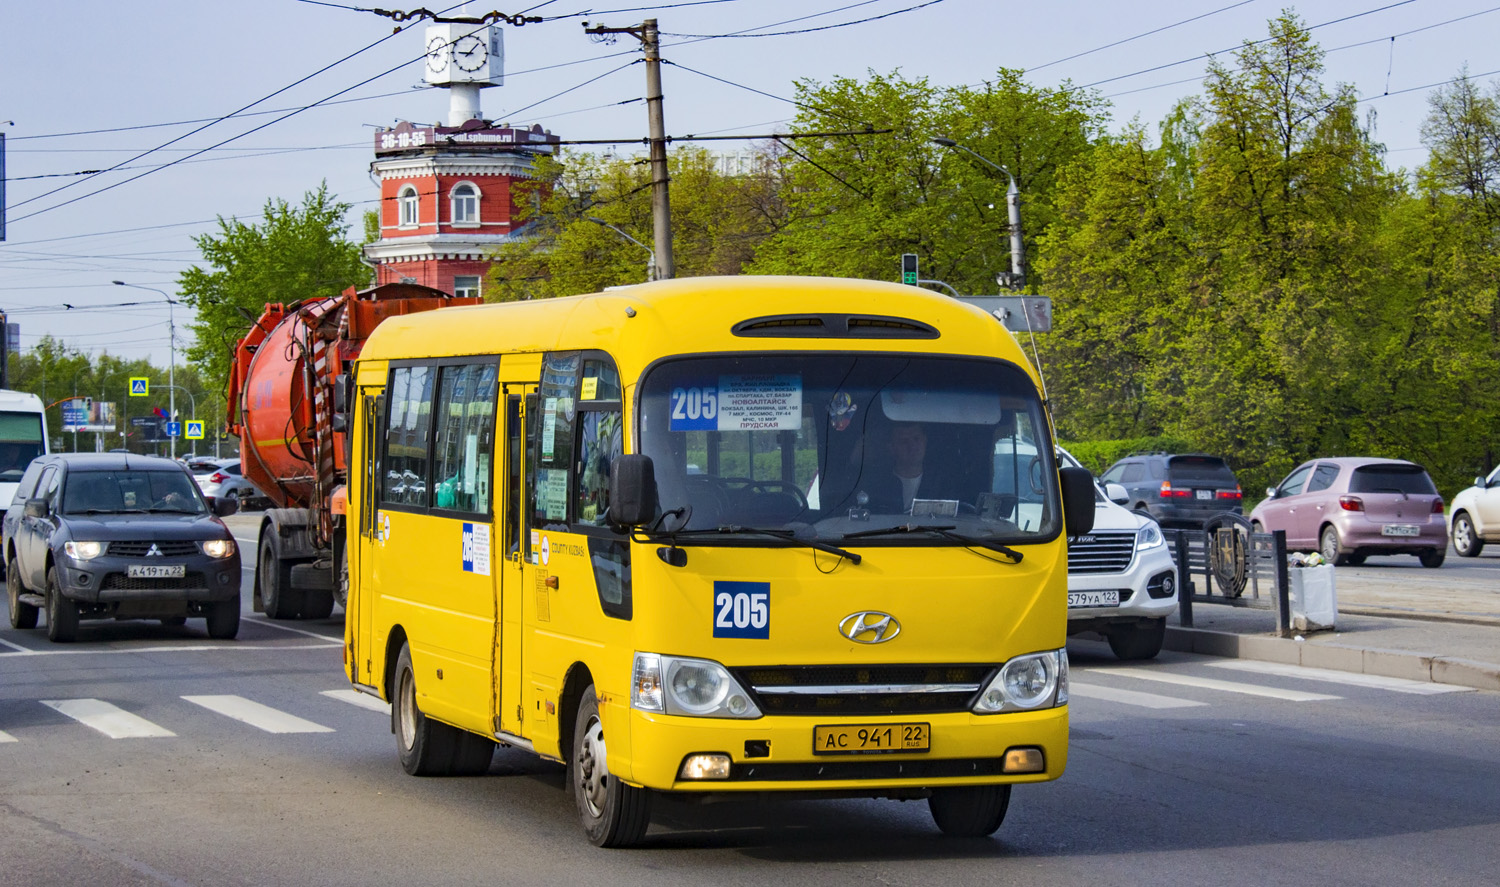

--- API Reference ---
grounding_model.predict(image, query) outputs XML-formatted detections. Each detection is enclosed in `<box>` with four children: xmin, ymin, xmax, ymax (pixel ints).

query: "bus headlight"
<box><xmin>631</xmin><ymin>652</ymin><xmax>761</xmax><ymax>719</ymax></box>
<box><xmin>973</xmin><ymin>649</ymin><xmax>1068</xmax><ymax>713</ymax></box>
<box><xmin>200</xmin><ymin>539</ymin><xmax>236</xmax><ymax>558</ymax></box>
<box><xmin>64</xmin><ymin>540</ymin><xmax>103</xmax><ymax>560</ymax></box>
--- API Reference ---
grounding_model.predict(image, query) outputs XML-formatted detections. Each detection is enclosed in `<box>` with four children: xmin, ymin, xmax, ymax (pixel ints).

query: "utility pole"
<box><xmin>583</xmin><ymin>18</ymin><xmax>674</xmax><ymax>279</ymax></box>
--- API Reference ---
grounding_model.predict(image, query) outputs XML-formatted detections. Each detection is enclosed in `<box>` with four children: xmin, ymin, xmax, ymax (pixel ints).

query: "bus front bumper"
<box><xmin>616</xmin><ymin>701</ymin><xmax>1069</xmax><ymax>793</ymax></box>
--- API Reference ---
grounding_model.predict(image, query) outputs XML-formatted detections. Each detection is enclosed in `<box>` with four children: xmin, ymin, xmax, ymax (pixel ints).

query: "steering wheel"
<box><xmin>744</xmin><ymin>479</ymin><xmax>810</xmax><ymax>511</ymax></box>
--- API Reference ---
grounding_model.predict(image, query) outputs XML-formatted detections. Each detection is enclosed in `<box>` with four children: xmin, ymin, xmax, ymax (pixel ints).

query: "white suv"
<box><xmin>1449</xmin><ymin>465</ymin><xmax>1500</xmax><ymax>557</ymax></box>
<box><xmin>1060</xmin><ymin>447</ymin><xmax>1179</xmax><ymax>660</ymax></box>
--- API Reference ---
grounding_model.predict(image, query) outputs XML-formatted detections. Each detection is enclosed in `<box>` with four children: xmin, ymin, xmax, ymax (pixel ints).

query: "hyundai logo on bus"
<box><xmin>839</xmin><ymin>611</ymin><xmax>902</xmax><ymax>644</ymax></box>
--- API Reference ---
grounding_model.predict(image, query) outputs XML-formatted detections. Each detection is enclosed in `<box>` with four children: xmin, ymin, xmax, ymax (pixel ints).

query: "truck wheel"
<box><xmin>572</xmin><ymin>686</ymin><xmax>651</xmax><ymax>847</ymax></box>
<box><xmin>259</xmin><ymin>532</ymin><xmax>305</xmax><ymax>619</ymax></box>
<box><xmin>302</xmin><ymin>588</ymin><xmax>335</xmax><ymax>621</ymax></box>
<box><xmin>7</xmin><ymin>554</ymin><xmax>37</xmax><ymax>629</ymax></box>
<box><xmin>206</xmin><ymin>596</ymin><xmax>241</xmax><ymax>640</ymax></box>
<box><xmin>45</xmin><ymin>568</ymin><xmax>79</xmax><ymax>643</ymax></box>
<box><xmin>1107</xmin><ymin>618</ymin><xmax>1166</xmax><ymax>660</ymax></box>
<box><xmin>928</xmin><ymin>785</ymin><xmax>1011</xmax><ymax>837</ymax></box>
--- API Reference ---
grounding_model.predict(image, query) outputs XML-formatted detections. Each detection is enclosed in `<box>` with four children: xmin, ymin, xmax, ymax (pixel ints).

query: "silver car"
<box><xmin>194</xmin><ymin>458</ymin><xmax>264</xmax><ymax>504</ymax></box>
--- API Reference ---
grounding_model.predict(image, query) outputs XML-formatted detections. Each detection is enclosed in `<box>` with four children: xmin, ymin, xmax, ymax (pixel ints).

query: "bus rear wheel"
<box><xmin>928</xmin><ymin>784</ymin><xmax>1011</xmax><ymax>837</ymax></box>
<box><xmin>571</xmin><ymin>686</ymin><xmax>651</xmax><ymax>847</ymax></box>
<box><xmin>393</xmin><ymin>643</ymin><xmax>492</xmax><ymax>776</ymax></box>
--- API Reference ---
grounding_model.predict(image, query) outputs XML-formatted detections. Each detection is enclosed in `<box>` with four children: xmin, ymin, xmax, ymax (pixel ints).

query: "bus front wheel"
<box><xmin>929</xmin><ymin>784</ymin><xmax>1011</xmax><ymax>837</ymax></box>
<box><xmin>571</xmin><ymin>686</ymin><xmax>651</xmax><ymax>847</ymax></box>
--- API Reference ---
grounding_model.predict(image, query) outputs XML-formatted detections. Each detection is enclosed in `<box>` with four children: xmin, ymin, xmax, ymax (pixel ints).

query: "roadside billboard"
<box><xmin>61</xmin><ymin>398</ymin><xmax>118</xmax><ymax>433</ymax></box>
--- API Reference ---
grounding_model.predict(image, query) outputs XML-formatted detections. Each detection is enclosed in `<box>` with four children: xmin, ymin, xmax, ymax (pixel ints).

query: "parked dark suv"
<box><xmin>2</xmin><ymin>453</ymin><xmax>242</xmax><ymax>642</ymax></box>
<box><xmin>1100</xmin><ymin>453</ymin><xmax>1243</xmax><ymax>528</ymax></box>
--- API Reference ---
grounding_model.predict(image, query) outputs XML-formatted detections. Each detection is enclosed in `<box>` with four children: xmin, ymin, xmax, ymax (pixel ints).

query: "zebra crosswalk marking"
<box><xmin>182</xmin><ymin>695</ymin><xmax>334</xmax><ymax>734</ymax></box>
<box><xmin>321</xmin><ymin>689</ymin><xmax>391</xmax><ymax>713</ymax></box>
<box><xmin>42</xmin><ymin>699</ymin><xmax>176</xmax><ymax>738</ymax></box>
<box><xmin>1205</xmin><ymin>660</ymin><xmax>1474</xmax><ymax>695</ymax></box>
<box><xmin>1087</xmin><ymin>667</ymin><xmax>1341</xmax><ymax>702</ymax></box>
<box><xmin>1069</xmin><ymin>682</ymin><xmax>1208</xmax><ymax>709</ymax></box>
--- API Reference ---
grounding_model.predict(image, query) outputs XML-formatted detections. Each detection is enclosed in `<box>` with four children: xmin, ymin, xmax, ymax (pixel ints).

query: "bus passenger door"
<box><xmin>496</xmin><ymin>383</ymin><xmax>534</xmax><ymax>736</ymax></box>
<box><xmin>351</xmin><ymin>388</ymin><xmax>383</xmax><ymax>689</ymax></box>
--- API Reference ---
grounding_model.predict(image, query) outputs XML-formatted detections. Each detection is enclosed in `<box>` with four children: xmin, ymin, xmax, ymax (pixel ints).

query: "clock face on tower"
<box><xmin>426</xmin><ymin>35</ymin><xmax>450</xmax><ymax>73</ymax></box>
<box><xmin>453</xmin><ymin>34</ymin><xmax>487</xmax><ymax>72</ymax></box>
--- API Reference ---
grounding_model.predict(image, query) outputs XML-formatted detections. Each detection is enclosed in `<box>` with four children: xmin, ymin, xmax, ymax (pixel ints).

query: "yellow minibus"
<box><xmin>343</xmin><ymin>275</ymin><xmax>1095</xmax><ymax>846</ymax></box>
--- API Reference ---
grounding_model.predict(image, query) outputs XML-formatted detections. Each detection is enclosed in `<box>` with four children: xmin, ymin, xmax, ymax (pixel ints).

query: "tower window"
<box><xmin>398</xmin><ymin>185</ymin><xmax>419</xmax><ymax>227</ymax></box>
<box><xmin>451</xmin><ymin>183</ymin><xmax>479</xmax><ymax>225</ymax></box>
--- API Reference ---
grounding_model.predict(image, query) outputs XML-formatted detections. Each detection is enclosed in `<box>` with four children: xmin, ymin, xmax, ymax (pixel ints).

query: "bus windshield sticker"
<box><xmin>462</xmin><ymin>522</ymin><xmax>491</xmax><ymax>576</ymax></box>
<box><xmin>713</xmin><ymin>581</ymin><xmax>770</xmax><ymax>639</ymax></box>
<box><xmin>541</xmin><ymin>397</ymin><xmax>558</xmax><ymax>459</ymax></box>
<box><xmin>717</xmin><ymin>374</ymin><xmax>801</xmax><ymax>431</ymax></box>
<box><xmin>539</xmin><ymin>468</ymin><xmax>568</xmax><ymax>520</ymax></box>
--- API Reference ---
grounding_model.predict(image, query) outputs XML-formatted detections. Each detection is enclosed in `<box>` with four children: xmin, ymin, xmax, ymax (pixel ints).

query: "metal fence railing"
<box><xmin>1165</xmin><ymin>513</ymin><xmax>1296</xmax><ymax>636</ymax></box>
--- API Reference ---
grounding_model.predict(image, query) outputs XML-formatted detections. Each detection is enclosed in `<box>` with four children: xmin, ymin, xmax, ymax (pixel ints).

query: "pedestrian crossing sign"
<box><xmin>186</xmin><ymin>421</ymin><xmax>204</xmax><ymax>440</ymax></box>
<box><xmin>129</xmin><ymin>377</ymin><xmax>149</xmax><ymax>396</ymax></box>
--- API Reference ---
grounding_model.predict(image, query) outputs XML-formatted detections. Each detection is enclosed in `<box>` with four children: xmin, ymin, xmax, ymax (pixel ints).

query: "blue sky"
<box><xmin>2</xmin><ymin>0</ymin><xmax>1495</xmax><ymax>370</ymax></box>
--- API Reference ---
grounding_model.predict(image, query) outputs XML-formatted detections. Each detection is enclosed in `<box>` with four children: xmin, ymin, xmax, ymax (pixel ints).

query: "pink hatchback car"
<box><xmin>1249</xmin><ymin>458</ymin><xmax>1446</xmax><ymax>568</ymax></box>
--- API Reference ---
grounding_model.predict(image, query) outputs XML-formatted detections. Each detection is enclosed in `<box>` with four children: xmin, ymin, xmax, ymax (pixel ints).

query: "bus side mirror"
<box><xmin>609</xmin><ymin>454</ymin><xmax>659</xmax><ymax>526</ymax></box>
<box><xmin>1059</xmin><ymin>467</ymin><xmax>1096</xmax><ymax>537</ymax></box>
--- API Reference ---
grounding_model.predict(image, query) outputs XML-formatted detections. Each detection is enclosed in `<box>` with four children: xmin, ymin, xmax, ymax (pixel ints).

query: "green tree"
<box><xmin>178</xmin><ymin>183</ymin><xmax>369</xmax><ymax>387</ymax></box>
<box><xmin>749</xmin><ymin>69</ymin><xmax>1108</xmax><ymax>294</ymax></box>
<box><xmin>487</xmin><ymin>147</ymin><xmax>783</xmax><ymax>300</ymax></box>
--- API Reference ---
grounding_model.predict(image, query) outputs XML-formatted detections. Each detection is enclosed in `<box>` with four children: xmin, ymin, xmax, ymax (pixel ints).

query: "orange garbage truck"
<box><xmin>226</xmin><ymin>282</ymin><xmax>480</xmax><ymax>619</ymax></box>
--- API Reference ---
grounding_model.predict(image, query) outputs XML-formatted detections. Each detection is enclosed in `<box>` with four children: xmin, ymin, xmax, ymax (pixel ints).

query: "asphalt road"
<box><xmin>1</xmin><ymin>520</ymin><xmax>1496</xmax><ymax>885</ymax></box>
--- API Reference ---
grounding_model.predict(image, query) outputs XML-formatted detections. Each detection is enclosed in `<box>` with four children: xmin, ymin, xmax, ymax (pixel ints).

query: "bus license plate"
<box><xmin>127</xmin><ymin>564</ymin><xmax>185</xmax><ymax>579</ymax></box>
<box><xmin>814</xmin><ymin>723</ymin><xmax>929</xmax><ymax>755</ymax></box>
<box><xmin>1068</xmin><ymin>590</ymin><xmax>1120</xmax><ymax>608</ymax></box>
<box><xmin>1381</xmin><ymin>524</ymin><xmax>1420</xmax><ymax>537</ymax></box>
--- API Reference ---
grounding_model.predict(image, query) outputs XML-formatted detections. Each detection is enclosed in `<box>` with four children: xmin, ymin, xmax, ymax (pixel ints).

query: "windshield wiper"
<box><xmin>667</xmin><ymin>525</ymin><xmax>862</xmax><ymax>565</ymax></box>
<box><xmin>842</xmin><ymin>524</ymin><xmax>1023</xmax><ymax>563</ymax></box>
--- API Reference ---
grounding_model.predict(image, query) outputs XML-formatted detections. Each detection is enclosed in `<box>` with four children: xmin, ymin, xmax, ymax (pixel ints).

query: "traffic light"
<box><xmin>901</xmin><ymin>253</ymin><xmax>919</xmax><ymax>285</ymax></box>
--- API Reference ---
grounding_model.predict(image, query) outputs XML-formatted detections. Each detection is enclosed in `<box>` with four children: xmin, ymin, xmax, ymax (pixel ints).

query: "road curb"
<box><xmin>1164</xmin><ymin>626</ymin><xmax>1500</xmax><ymax>691</ymax></box>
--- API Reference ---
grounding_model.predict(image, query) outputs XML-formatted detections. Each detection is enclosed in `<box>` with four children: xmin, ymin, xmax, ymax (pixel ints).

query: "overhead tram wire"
<box><xmin>659</xmin><ymin>0</ymin><xmax>950</xmax><ymax>39</ymax></box>
<box><xmin>1021</xmin><ymin>0</ymin><xmax>1258</xmax><ymax>74</ymax></box>
<box><xmin>1094</xmin><ymin>6</ymin><xmax>1500</xmax><ymax>103</ymax></box>
<box><xmin>1058</xmin><ymin>0</ymin><xmax>1422</xmax><ymax>96</ymax></box>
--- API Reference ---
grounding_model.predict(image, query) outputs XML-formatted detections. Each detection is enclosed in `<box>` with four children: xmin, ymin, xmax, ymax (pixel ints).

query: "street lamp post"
<box><xmin>931</xmin><ymin>137</ymin><xmax>1025</xmax><ymax>290</ymax></box>
<box><xmin>585</xmin><ymin>218</ymin><xmax>656</xmax><ymax>282</ymax></box>
<box><xmin>112</xmin><ymin>280</ymin><xmax>177</xmax><ymax>459</ymax></box>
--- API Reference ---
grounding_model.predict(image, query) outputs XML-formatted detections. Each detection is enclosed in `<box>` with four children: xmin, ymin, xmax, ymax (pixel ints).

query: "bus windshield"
<box><xmin>638</xmin><ymin>354</ymin><xmax>1060</xmax><ymax>544</ymax></box>
<box><xmin>0</xmin><ymin>411</ymin><xmax>46</xmax><ymax>482</ymax></box>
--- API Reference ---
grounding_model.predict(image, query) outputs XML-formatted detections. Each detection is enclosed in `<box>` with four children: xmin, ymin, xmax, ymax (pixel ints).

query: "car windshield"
<box><xmin>1348</xmin><ymin>465</ymin><xmax>1437</xmax><ymax>495</ymax></box>
<box><xmin>637</xmin><ymin>353</ymin><xmax>1061</xmax><ymax>544</ymax></box>
<box><xmin>62</xmin><ymin>469</ymin><xmax>206</xmax><ymax>514</ymax></box>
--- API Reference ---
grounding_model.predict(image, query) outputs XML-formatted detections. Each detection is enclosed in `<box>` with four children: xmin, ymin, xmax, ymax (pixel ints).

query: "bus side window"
<box><xmin>533</xmin><ymin>353</ymin><xmax>579</xmax><ymax>529</ymax></box>
<box><xmin>382</xmin><ymin>365</ymin><xmax>435</xmax><ymax>509</ymax></box>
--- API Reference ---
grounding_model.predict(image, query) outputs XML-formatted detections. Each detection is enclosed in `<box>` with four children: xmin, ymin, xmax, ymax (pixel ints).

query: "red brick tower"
<box><xmin>363</xmin><ymin>19</ymin><xmax>561</xmax><ymax>298</ymax></box>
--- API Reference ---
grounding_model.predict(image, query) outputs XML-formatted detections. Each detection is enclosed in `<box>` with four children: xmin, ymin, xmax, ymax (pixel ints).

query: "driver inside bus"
<box><xmin>865</xmin><ymin>422</ymin><xmax>962</xmax><ymax>513</ymax></box>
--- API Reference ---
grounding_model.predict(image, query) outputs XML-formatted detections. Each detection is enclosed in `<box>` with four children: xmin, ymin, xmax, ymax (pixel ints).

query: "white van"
<box><xmin>0</xmin><ymin>389</ymin><xmax>49</xmax><ymax>510</ymax></box>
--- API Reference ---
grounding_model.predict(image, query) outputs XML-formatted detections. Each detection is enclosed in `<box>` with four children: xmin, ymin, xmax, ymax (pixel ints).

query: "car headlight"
<box><xmin>1137</xmin><ymin>522</ymin><xmax>1165</xmax><ymax>550</ymax></box>
<box><xmin>200</xmin><ymin>539</ymin><xmax>236</xmax><ymax>558</ymax></box>
<box><xmin>631</xmin><ymin>652</ymin><xmax>761</xmax><ymax>718</ymax></box>
<box><xmin>973</xmin><ymin>649</ymin><xmax>1068</xmax><ymax>713</ymax></box>
<box><xmin>64</xmin><ymin>540</ymin><xmax>103</xmax><ymax>560</ymax></box>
